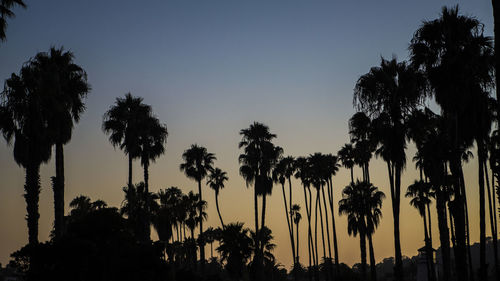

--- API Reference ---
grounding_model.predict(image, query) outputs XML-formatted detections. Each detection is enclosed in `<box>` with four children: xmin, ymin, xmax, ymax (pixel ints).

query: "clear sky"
<box><xmin>0</xmin><ymin>0</ymin><xmax>495</xmax><ymax>270</ymax></box>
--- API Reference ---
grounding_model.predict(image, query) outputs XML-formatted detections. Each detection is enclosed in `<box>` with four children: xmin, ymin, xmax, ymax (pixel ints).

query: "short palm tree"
<box><xmin>103</xmin><ymin>93</ymin><xmax>152</xmax><ymax>187</ymax></box>
<box><xmin>32</xmin><ymin>47</ymin><xmax>90</xmax><ymax>240</ymax></box>
<box><xmin>180</xmin><ymin>144</ymin><xmax>216</xmax><ymax>265</ymax></box>
<box><xmin>291</xmin><ymin>204</ymin><xmax>302</xmax><ymax>265</ymax></box>
<box><xmin>216</xmin><ymin>222</ymin><xmax>252</xmax><ymax>280</ymax></box>
<box><xmin>207</xmin><ymin>167</ymin><xmax>228</xmax><ymax>228</ymax></box>
<box><xmin>1</xmin><ymin>62</ymin><xmax>52</xmax><ymax>245</ymax></box>
<box><xmin>0</xmin><ymin>0</ymin><xmax>26</xmax><ymax>41</ymax></box>
<box><xmin>120</xmin><ymin>182</ymin><xmax>158</xmax><ymax>241</ymax></box>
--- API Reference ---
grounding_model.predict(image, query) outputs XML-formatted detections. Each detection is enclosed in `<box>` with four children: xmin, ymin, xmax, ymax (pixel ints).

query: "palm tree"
<box><xmin>294</xmin><ymin>156</ymin><xmax>316</xmax><ymax>281</ymax></box>
<box><xmin>291</xmin><ymin>204</ymin><xmax>302</xmax><ymax>265</ymax></box>
<box><xmin>0</xmin><ymin>0</ymin><xmax>26</xmax><ymax>41</ymax></box>
<box><xmin>272</xmin><ymin>156</ymin><xmax>297</xmax><ymax>273</ymax></box>
<box><xmin>406</xmin><ymin>180</ymin><xmax>435</xmax><ymax>281</ymax></box>
<box><xmin>120</xmin><ymin>182</ymin><xmax>158</xmax><ymax>241</ymax></box>
<box><xmin>103</xmin><ymin>93</ymin><xmax>152</xmax><ymax>187</ymax></box>
<box><xmin>30</xmin><ymin>47</ymin><xmax>90</xmax><ymax>240</ymax></box>
<box><xmin>1</xmin><ymin>62</ymin><xmax>52</xmax><ymax>245</ymax></box>
<box><xmin>349</xmin><ymin>112</ymin><xmax>374</xmax><ymax>183</ymax></box>
<box><xmin>354</xmin><ymin>57</ymin><xmax>427</xmax><ymax>281</ymax></box>
<box><xmin>216</xmin><ymin>222</ymin><xmax>253</xmax><ymax>280</ymax></box>
<box><xmin>411</xmin><ymin>7</ymin><xmax>494</xmax><ymax>281</ymax></box>
<box><xmin>365</xmin><ymin>183</ymin><xmax>384</xmax><ymax>281</ymax></box>
<box><xmin>338</xmin><ymin>143</ymin><xmax>355</xmax><ymax>183</ymax></box>
<box><xmin>338</xmin><ymin>181</ymin><xmax>368</xmax><ymax>280</ymax></box>
<box><xmin>180</xmin><ymin>144</ymin><xmax>216</xmax><ymax>266</ymax></box>
<box><xmin>238</xmin><ymin>121</ymin><xmax>281</xmax><ymax>277</ymax></box>
<box><xmin>154</xmin><ymin>189</ymin><xmax>175</xmax><ymax>248</ymax></box>
<box><xmin>207</xmin><ymin>167</ymin><xmax>228</xmax><ymax>228</ymax></box>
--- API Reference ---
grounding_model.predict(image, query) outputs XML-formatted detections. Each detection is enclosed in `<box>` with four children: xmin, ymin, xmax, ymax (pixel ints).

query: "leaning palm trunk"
<box><xmin>26</xmin><ymin>162</ymin><xmax>41</xmax><ymax>245</ymax></box>
<box><xmin>53</xmin><ymin>142</ymin><xmax>65</xmax><ymax>240</ymax></box>
<box><xmin>368</xmin><ymin>233</ymin><xmax>377</xmax><ymax>281</ymax></box>
<box><xmin>485</xmin><ymin>160</ymin><xmax>500</xmax><ymax>281</ymax></box>
<box><xmin>478</xmin><ymin>147</ymin><xmax>487</xmax><ymax>281</ymax></box>
<box><xmin>215</xmin><ymin>190</ymin><xmax>224</xmax><ymax>228</ymax></box>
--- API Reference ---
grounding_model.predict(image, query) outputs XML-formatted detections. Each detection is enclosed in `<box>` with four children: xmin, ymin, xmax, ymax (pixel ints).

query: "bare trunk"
<box><xmin>282</xmin><ymin>183</ymin><xmax>296</xmax><ymax>269</ymax></box>
<box><xmin>478</xmin><ymin>148</ymin><xmax>487</xmax><ymax>281</ymax></box>
<box><xmin>53</xmin><ymin>142</ymin><xmax>65</xmax><ymax>240</ymax></box>
<box><xmin>215</xmin><ymin>190</ymin><xmax>224</xmax><ymax>228</ymax></box>
<box><xmin>198</xmin><ymin>179</ymin><xmax>205</xmax><ymax>267</ymax></box>
<box><xmin>437</xmin><ymin>193</ymin><xmax>451</xmax><ymax>281</ymax></box>
<box><xmin>26</xmin><ymin>162</ymin><xmax>41</xmax><ymax>245</ymax></box>
<box><xmin>368</xmin><ymin>233</ymin><xmax>377</xmax><ymax>281</ymax></box>
<box><xmin>486</xmin><ymin>160</ymin><xmax>500</xmax><ymax>281</ymax></box>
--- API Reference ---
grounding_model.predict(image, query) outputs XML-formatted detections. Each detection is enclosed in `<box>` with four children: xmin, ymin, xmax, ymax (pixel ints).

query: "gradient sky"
<box><xmin>0</xmin><ymin>0</ymin><xmax>495</xmax><ymax>270</ymax></box>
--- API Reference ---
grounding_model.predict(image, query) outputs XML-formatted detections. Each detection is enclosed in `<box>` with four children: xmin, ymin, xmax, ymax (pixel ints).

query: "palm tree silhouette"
<box><xmin>0</xmin><ymin>0</ymin><xmax>26</xmax><ymax>41</ymax></box>
<box><xmin>339</xmin><ymin>181</ymin><xmax>368</xmax><ymax>280</ymax></box>
<box><xmin>32</xmin><ymin>47</ymin><xmax>90</xmax><ymax>240</ymax></box>
<box><xmin>238</xmin><ymin>121</ymin><xmax>281</xmax><ymax>277</ymax></box>
<box><xmin>354</xmin><ymin>57</ymin><xmax>426</xmax><ymax>281</ymax></box>
<box><xmin>411</xmin><ymin>7</ymin><xmax>495</xmax><ymax>281</ymax></box>
<box><xmin>294</xmin><ymin>156</ymin><xmax>317</xmax><ymax>281</ymax></box>
<box><xmin>364</xmin><ymin>182</ymin><xmax>384</xmax><ymax>281</ymax></box>
<box><xmin>272</xmin><ymin>156</ymin><xmax>297</xmax><ymax>274</ymax></box>
<box><xmin>207</xmin><ymin>167</ymin><xmax>228</xmax><ymax>228</ymax></box>
<box><xmin>103</xmin><ymin>93</ymin><xmax>152</xmax><ymax>187</ymax></box>
<box><xmin>120</xmin><ymin>182</ymin><xmax>158</xmax><ymax>241</ymax></box>
<box><xmin>216</xmin><ymin>222</ymin><xmax>252</xmax><ymax>279</ymax></box>
<box><xmin>291</xmin><ymin>204</ymin><xmax>302</xmax><ymax>265</ymax></box>
<box><xmin>324</xmin><ymin>153</ymin><xmax>340</xmax><ymax>279</ymax></box>
<box><xmin>180</xmin><ymin>144</ymin><xmax>216</xmax><ymax>266</ymax></box>
<box><xmin>406</xmin><ymin>180</ymin><xmax>436</xmax><ymax>281</ymax></box>
<box><xmin>1</xmin><ymin>62</ymin><xmax>52</xmax><ymax>245</ymax></box>
<box><xmin>338</xmin><ymin>143</ymin><xmax>355</xmax><ymax>183</ymax></box>
<box><xmin>349</xmin><ymin>112</ymin><xmax>374</xmax><ymax>183</ymax></box>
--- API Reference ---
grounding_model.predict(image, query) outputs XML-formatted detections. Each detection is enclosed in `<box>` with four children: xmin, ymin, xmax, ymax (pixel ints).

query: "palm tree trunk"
<box><xmin>450</xmin><ymin>156</ymin><xmax>469</xmax><ymax>281</ymax></box>
<box><xmin>360</xmin><ymin>231</ymin><xmax>367</xmax><ymax>280</ymax></box>
<box><xmin>143</xmin><ymin>161</ymin><xmax>151</xmax><ymax>241</ymax></box>
<box><xmin>281</xmin><ymin>183</ymin><xmax>296</xmax><ymax>270</ymax></box>
<box><xmin>478</xmin><ymin>148</ymin><xmax>487</xmax><ymax>281</ymax></box>
<box><xmin>437</xmin><ymin>193</ymin><xmax>451</xmax><ymax>281</ymax></box>
<box><xmin>427</xmin><ymin>204</ymin><xmax>433</xmax><ymax>247</ymax></box>
<box><xmin>321</xmin><ymin>184</ymin><xmax>332</xmax><ymax>260</ymax></box>
<box><xmin>317</xmin><ymin>187</ymin><xmax>328</xmax><ymax>281</ymax></box>
<box><xmin>128</xmin><ymin>153</ymin><xmax>133</xmax><ymax>187</ymax></box>
<box><xmin>423</xmin><ymin>209</ymin><xmax>435</xmax><ymax>281</ymax></box>
<box><xmin>254</xmin><ymin>183</ymin><xmax>259</xmax><ymax>233</ymax></box>
<box><xmin>215</xmin><ymin>190</ymin><xmax>224</xmax><ymax>228</ymax></box>
<box><xmin>303</xmin><ymin>186</ymin><xmax>313</xmax><ymax>281</ymax></box>
<box><xmin>493</xmin><ymin>0</ymin><xmax>500</xmax><ymax>122</ymax></box>
<box><xmin>314</xmin><ymin>188</ymin><xmax>320</xmax><ymax>281</ymax></box>
<box><xmin>26</xmin><ymin>162</ymin><xmax>41</xmax><ymax>245</ymax></box>
<box><xmin>387</xmin><ymin>161</ymin><xmax>404</xmax><ymax>281</ymax></box>
<box><xmin>448</xmin><ymin>203</ymin><xmax>456</xmax><ymax>249</ymax></box>
<box><xmin>53</xmin><ymin>142</ymin><xmax>65</xmax><ymax>240</ymax></box>
<box><xmin>288</xmin><ymin>178</ymin><xmax>296</xmax><ymax>267</ymax></box>
<box><xmin>350</xmin><ymin>167</ymin><xmax>354</xmax><ymax>184</ymax></box>
<box><xmin>261</xmin><ymin>193</ymin><xmax>267</xmax><ymax>231</ymax></box>
<box><xmin>459</xmin><ymin>167</ymin><xmax>474</xmax><ymax>281</ymax></box>
<box><xmin>198</xmin><ymin>179</ymin><xmax>205</xmax><ymax>267</ymax></box>
<box><xmin>368</xmin><ymin>233</ymin><xmax>377</xmax><ymax>281</ymax></box>
<box><xmin>296</xmin><ymin>220</ymin><xmax>300</xmax><ymax>265</ymax></box>
<box><xmin>486</xmin><ymin>160</ymin><xmax>500</xmax><ymax>281</ymax></box>
<box><xmin>328</xmin><ymin>177</ymin><xmax>340</xmax><ymax>279</ymax></box>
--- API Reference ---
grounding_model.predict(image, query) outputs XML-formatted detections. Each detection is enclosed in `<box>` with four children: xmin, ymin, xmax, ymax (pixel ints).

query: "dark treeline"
<box><xmin>1</xmin><ymin>2</ymin><xmax>500</xmax><ymax>281</ymax></box>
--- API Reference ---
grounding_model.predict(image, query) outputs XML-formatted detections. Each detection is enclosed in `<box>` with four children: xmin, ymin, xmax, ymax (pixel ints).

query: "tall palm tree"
<box><xmin>103</xmin><ymin>93</ymin><xmax>152</xmax><ymax>187</ymax></box>
<box><xmin>0</xmin><ymin>0</ymin><xmax>26</xmax><ymax>41</ymax></box>
<box><xmin>272</xmin><ymin>156</ymin><xmax>297</xmax><ymax>273</ymax></box>
<box><xmin>325</xmin><ymin>153</ymin><xmax>340</xmax><ymax>279</ymax></box>
<box><xmin>207</xmin><ymin>167</ymin><xmax>228</xmax><ymax>228</ymax></box>
<box><xmin>31</xmin><ymin>47</ymin><xmax>90</xmax><ymax>240</ymax></box>
<box><xmin>238</xmin><ymin>121</ymin><xmax>281</xmax><ymax>277</ymax></box>
<box><xmin>1</xmin><ymin>62</ymin><xmax>52</xmax><ymax>245</ymax></box>
<box><xmin>180</xmin><ymin>144</ymin><xmax>216</xmax><ymax>266</ymax></box>
<box><xmin>411</xmin><ymin>7</ymin><xmax>494</xmax><ymax>281</ymax></box>
<box><xmin>338</xmin><ymin>143</ymin><xmax>355</xmax><ymax>183</ymax></box>
<box><xmin>294</xmin><ymin>156</ymin><xmax>316</xmax><ymax>281</ymax></box>
<box><xmin>354</xmin><ymin>57</ymin><xmax>427</xmax><ymax>281</ymax></box>
<box><xmin>137</xmin><ymin>114</ymin><xmax>167</xmax><ymax>240</ymax></box>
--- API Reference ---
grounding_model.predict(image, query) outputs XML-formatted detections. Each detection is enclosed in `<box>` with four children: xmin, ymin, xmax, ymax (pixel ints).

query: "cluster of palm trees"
<box><xmin>3</xmin><ymin>3</ymin><xmax>500</xmax><ymax>281</ymax></box>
